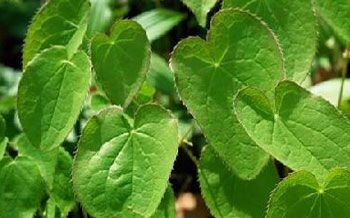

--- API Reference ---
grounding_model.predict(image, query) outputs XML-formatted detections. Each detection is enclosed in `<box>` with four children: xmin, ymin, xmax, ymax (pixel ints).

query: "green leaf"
<box><xmin>91</xmin><ymin>20</ymin><xmax>151</xmax><ymax>108</ymax></box>
<box><xmin>18</xmin><ymin>46</ymin><xmax>91</xmax><ymax>151</ymax></box>
<box><xmin>23</xmin><ymin>0</ymin><xmax>90</xmax><ymax>67</ymax></box>
<box><xmin>199</xmin><ymin>146</ymin><xmax>278</xmax><ymax>218</ymax></box>
<box><xmin>267</xmin><ymin>169</ymin><xmax>350</xmax><ymax>218</ymax></box>
<box><xmin>224</xmin><ymin>0</ymin><xmax>317</xmax><ymax>83</ymax></box>
<box><xmin>90</xmin><ymin>93</ymin><xmax>111</xmax><ymax>112</ymax></box>
<box><xmin>151</xmin><ymin>185</ymin><xmax>176</xmax><ymax>218</ymax></box>
<box><xmin>133</xmin><ymin>9</ymin><xmax>185</xmax><ymax>42</ymax></box>
<box><xmin>50</xmin><ymin>148</ymin><xmax>75</xmax><ymax>216</ymax></box>
<box><xmin>0</xmin><ymin>115</ymin><xmax>6</xmax><ymax>160</ymax></box>
<box><xmin>16</xmin><ymin>134</ymin><xmax>58</xmax><ymax>187</ymax></box>
<box><xmin>87</xmin><ymin>0</ymin><xmax>113</xmax><ymax>37</ymax></box>
<box><xmin>17</xmin><ymin>136</ymin><xmax>74</xmax><ymax>216</ymax></box>
<box><xmin>315</xmin><ymin>0</ymin><xmax>350</xmax><ymax>43</ymax></box>
<box><xmin>234</xmin><ymin>81</ymin><xmax>350</xmax><ymax>180</ymax></box>
<box><xmin>0</xmin><ymin>156</ymin><xmax>46</xmax><ymax>218</ymax></box>
<box><xmin>148</xmin><ymin>53</ymin><xmax>175</xmax><ymax>95</ymax></box>
<box><xmin>180</xmin><ymin>0</ymin><xmax>217</xmax><ymax>27</ymax></box>
<box><xmin>171</xmin><ymin>9</ymin><xmax>284</xmax><ymax>179</ymax></box>
<box><xmin>73</xmin><ymin>104</ymin><xmax>178</xmax><ymax>218</ymax></box>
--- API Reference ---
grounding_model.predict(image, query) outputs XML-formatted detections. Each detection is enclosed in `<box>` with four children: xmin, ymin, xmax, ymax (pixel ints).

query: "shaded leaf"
<box><xmin>151</xmin><ymin>185</ymin><xmax>176</xmax><ymax>218</ymax></box>
<box><xmin>199</xmin><ymin>146</ymin><xmax>278</xmax><ymax>218</ymax></box>
<box><xmin>315</xmin><ymin>0</ymin><xmax>350</xmax><ymax>43</ymax></box>
<box><xmin>0</xmin><ymin>156</ymin><xmax>46</xmax><ymax>218</ymax></box>
<box><xmin>180</xmin><ymin>0</ymin><xmax>217</xmax><ymax>27</ymax></box>
<box><xmin>148</xmin><ymin>53</ymin><xmax>175</xmax><ymax>95</ymax></box>
<box><xmin>133</xmin><ymin>8</ymin><xmax>185</xmax><ymax>42</ymax></box>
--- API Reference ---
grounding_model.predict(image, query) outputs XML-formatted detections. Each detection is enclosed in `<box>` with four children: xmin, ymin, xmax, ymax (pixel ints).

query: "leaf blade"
<box><xmin>73</xmin><ymin>104</ymin><xmax>178</xmax><ymax>217</ymax></box>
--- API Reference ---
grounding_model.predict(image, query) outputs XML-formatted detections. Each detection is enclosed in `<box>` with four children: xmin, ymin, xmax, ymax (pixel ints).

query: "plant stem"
<box><xmin>338</xmin><ymin>47</ymin><xmax>350</xmax><ymax>108</ymax></box>
<box><xmin>181</xmin><ymin>143</ymin><xmax>199</xmax><ymax>167</ymax></box>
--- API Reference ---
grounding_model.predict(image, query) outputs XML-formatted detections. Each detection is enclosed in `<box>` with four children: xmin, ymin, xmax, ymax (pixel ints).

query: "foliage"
<box><xmin>1</xmin><ymin>0</ymin><xmax>350</xmax><ymax>217</ymax></box>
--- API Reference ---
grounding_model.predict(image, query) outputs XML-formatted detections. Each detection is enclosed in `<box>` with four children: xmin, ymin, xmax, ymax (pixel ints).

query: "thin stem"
<box><xmin>178</xmin><ymin>121</ymin><xmax>195</xmax><ymax>144</ymax></box>
<box><xmin>338</xmin><ymin>47</ymin><xmax>350</xmax><ymax>108</ymax></box>
<box><xmin>181</xmin><ymin>143</ymin><xmax>199</xmax><ymax>167</ymax></box>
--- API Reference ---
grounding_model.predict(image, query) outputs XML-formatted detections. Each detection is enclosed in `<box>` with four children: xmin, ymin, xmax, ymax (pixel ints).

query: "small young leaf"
<box><xmin>73</xmin><ymin>104</ymin><xmax>178</xmax><ymax>218</ymax></box>
<box><xmin>133</xmin><ymin>8</ymin><xmax>185</xmax><ymax>42</ymax></box>
<box><xmin>180</xmin><ymin>0</ymin><xmax>218</xmax><ymax>27</ymax></box>
<box><xmin>23</xmin><ymin>0</ymin><xmax>90</xmax><ymax>67</ymax></box>
<box><xmin>91</xmin><ymin>20</ymin><xmax>151</xmax><ymax>108</ymax></box>
<box><xmin>234</xmin><ymin>81</ymin><xmax>350</xmax><ymax>180</ymax></box>
<box><xmin>267</xmin><ymin>169</ymin><xmax>350</xmax><ymax>217</ymax></box>
<box><xmin>224</xmin><ymin>0</ymin><xmax>317</xmax><ymax>83</ymax></box>
<box><xmin>148</xmin><ymin>53</ymin><xmax>175</xmax><ymax>95</ymax></box>
<box><xmin>151</xmin><ymin>185</ymin><xmax>176</xmax><ymax>218</ymax></box>
<box><xmin>18</xmin><ymin>46</ymin><xmax>91</xmax><ymax>151</ymax></box>
<box><xmin>0</xmin><ymin>156</ymin><xmax>46</xmax><ymax>218</ymax></box>
<box><xmin>315</xmin><ymin>0</ymin><xmax>350</xmax><ymax>43</ymax></box>
<box><xmin>199</xmin><ymin>146</ymin><xmax>278</xmax><ymax>218</ymax></box>
<box><xmin>171</xmin><ymin>9</ymin><xmax>284</xmax><ymax>179</ymax></box>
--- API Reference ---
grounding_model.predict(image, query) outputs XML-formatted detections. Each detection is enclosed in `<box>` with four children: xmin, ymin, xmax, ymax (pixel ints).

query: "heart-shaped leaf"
<box><xmin>267</xmin><ymin>169</ymin><xmax>350</xmax><ymax>217</ymax></box>
<box><xmin>199</xmin><ymin>146</ymin><xmax>278</xmax><ymax>218</ymax></box>
<box><xmin>224</xmin><ymin>0</ymin><xmax>317</xmax><ymax>83</ymax></box>
<box><xmin>315</xmin><ymin>0</ymin><xmax>350</xmax><ymax>43</ymax></box>
<box><xmin>73</xmin><ymin>104</ymin><xmax>178</xmax><ymax>217</ymax></box>
<box><xmin>234</xmin><ymin>81</ymin><xmax>350</xmax><ymax>180</ymax></box>
<box><xmin>0</xmin><ymin>157</ymin><xmax>46</xmax><ymax>218</ymax></box>
<box><xmin>171</xmin><ymin>9</ymin><xmax>284</xmax><ymax>179</ymax></box>
<box><xmin>23</xmin><ymin>0</ymin><xmax>90</xmax><ymax>67</ymax></box>
<box><xmin>91</xmin><ymin>20</ymin><xmax>151</xmax><ymax>108</ymax></box>
<box><xmin>18</xmin><ymin>46</ymin><xmax>91</xmax><ymax>151</ymax></box>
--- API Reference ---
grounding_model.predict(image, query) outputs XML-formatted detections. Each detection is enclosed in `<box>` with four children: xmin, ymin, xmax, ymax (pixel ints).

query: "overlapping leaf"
<box><xmin>199</xmin><ymin>146</ymin><xmax>278</xmax><ymax>218</ymax></box>
<box><xmin>134</xmin><ymin>9</ymin><xmax>185</xmax><ymax>42</ymax></box>
<box><xmin>73</xmin><ymin>104</ymin><xmax>178</xmax><ymax>218</ymax></box>
<box><xmin>91</xmin><ymin>20</ymin><xmax>151</xmax><ymax>108</ymax></box>
<box><xmin>23</xmin><ymin>0</ymin><xmax>90</xmax><ymax>67</ymax></box>
<box><xmin>315</xmin><ymin>0</ymin><xmax>350</xmax><ymax>43</ymax></box>
<box><xmin>17</xmin><ymin>135</ymin><xmax>75</xmax><ymax>216</ymax></box>
<box><xmin>0</xmin><ymin>157</ymin><xmax>45</xmax><ymax>218</ymax></box>
<box><xmin>224</xmin><ymin>0</ymin><xmax>317</xmax><ymax>83</ymax></box>
<box><xmin>267</xmin><ymin>169</ymin><xmax>350</xmax><ymax>218</ymax></box>
<box><xmin>151</xmin><ymin>185</ymin><xmax>176</xmax><ymax>218</ymax></box>
<box><xmin>18</xmin><ymin>46</ymin><xmax>91</xmax><ymax>151</ymax></box>
<box><xmin>171</xmin><ymin>9</ymin><xmax>284</xmax><ymax>179</ymax></box>
<box><xmin>234</xmin><ymin>81</ymin><xmax>350</xmax><ymax>180</ymax></box>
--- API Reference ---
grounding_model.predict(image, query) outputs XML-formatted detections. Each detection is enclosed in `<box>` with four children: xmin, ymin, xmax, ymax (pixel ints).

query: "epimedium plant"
<box><xmin>1</xmin><ymin>0</ymin><xmax>350</xmax><ymax>217</ymax></box>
